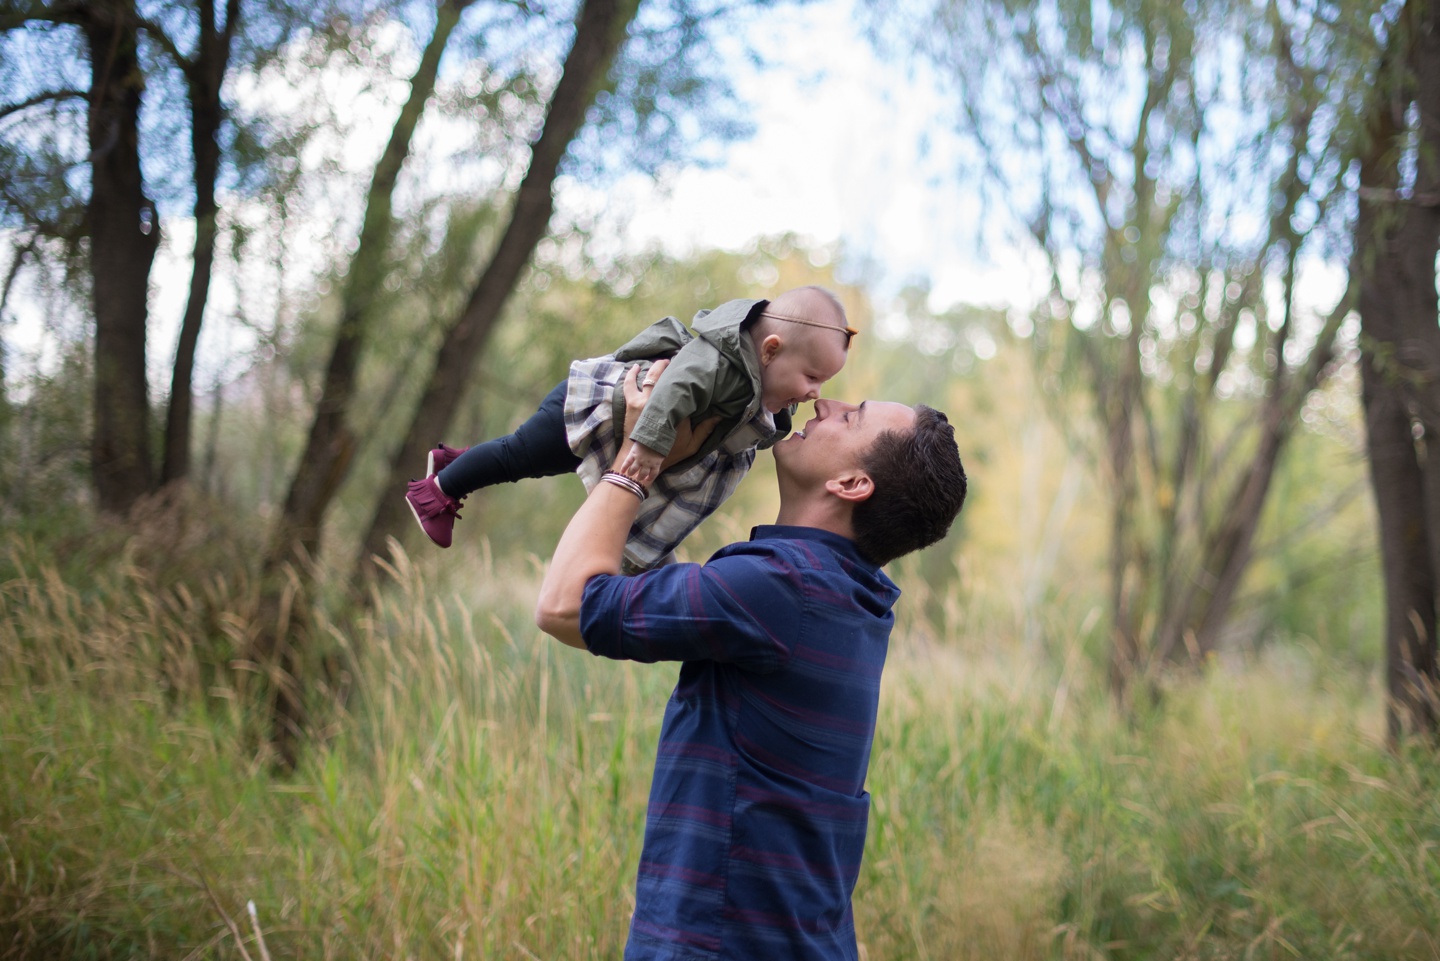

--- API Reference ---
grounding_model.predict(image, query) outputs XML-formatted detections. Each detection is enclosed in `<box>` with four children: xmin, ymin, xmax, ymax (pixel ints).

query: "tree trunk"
<box><xmin>1363</xmin><ymin>359</ymin><xmax>1438</xmax><ymax>740</ymax></box>
<box><xmin>255</xmin><ymin>0</ymin><xmax>472</xmax><ymax>768</ymax></box>
<box><xmin>1406</xmin><ymin>0</ymin><xmax>1440</xmax><ymax>726</ymax></box>
<box><xmin>86</xmin><ymin>1</ymin><xmax>159</xmax><ymax>513</ymax></box>
<box><xmin>161</xmin><ymin>0</ymin><xmax>239</xmax><ymax>485</ymax></box>
<box><xmin>1101</xmin><ymin>260</ymin><xmax>1148</xmax><ymax>703</ymax></box>
<box><xmin>1105</xmin><ymin>384</ymin><xmax>1142</xmax><ymax>700</ymax></box>
<box><xmin>1357</xmin><ymin>0</ymin><xmax>1440</xmax><ymax>743</ymax></box>
<box><xmin>356</xmin><ymin>0</ymin><xmax>641</xmax><ymax>581</ymax></box>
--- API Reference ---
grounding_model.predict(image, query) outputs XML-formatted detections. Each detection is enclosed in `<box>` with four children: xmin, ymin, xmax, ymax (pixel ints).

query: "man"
<box><xmin>536</xmin><ymin>361</ymin><xmax>967</xmax><ymax>960</ymax></box>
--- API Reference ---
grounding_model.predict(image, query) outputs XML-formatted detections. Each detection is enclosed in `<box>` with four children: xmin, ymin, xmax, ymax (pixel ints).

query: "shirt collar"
<box><xmin>749</xmin><ymin>524</ymin><xmax>875</xmax><ymax>568</ymax></box>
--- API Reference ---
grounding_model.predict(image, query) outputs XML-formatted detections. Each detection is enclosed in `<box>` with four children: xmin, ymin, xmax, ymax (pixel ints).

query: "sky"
<box><xmin>578</xmin><ymin>0</ymin><xmax>1048</xmax><ymax>311</ymax></box>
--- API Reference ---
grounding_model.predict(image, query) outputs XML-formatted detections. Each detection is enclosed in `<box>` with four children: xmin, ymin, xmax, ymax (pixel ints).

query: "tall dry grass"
<box><xmin>2</xmin><ymin>536</ymin><xmax>1438</xmax><ymax>960</ymax></box>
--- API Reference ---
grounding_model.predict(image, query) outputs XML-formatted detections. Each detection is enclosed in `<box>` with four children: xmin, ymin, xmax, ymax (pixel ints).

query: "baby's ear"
<box><xmin>759</xmin><ymin>333</ymin><xmax>783</xmax><ymax>365</ymax></box>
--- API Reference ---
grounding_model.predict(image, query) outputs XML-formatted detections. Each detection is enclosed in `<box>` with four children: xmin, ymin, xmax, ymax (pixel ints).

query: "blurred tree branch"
<box><xmin>0</xmin><ymin>88</ymin><xmax>87</xmax><ymax>120</ymax></box>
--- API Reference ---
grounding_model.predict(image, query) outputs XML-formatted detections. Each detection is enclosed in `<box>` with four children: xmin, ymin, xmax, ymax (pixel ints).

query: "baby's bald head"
<box><xmin>770</xmin><ymin>285</ymin><xmax>846</xmax><ymax>321</ymax></box>
<box><xmin>753</xmin><ymin>286</ymin><xmax>852</xmax><ymax>350</ymax></box>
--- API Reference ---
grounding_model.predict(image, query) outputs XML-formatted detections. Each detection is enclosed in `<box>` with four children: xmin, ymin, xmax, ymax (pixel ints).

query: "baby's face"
<box><xmin>758</xmin><ymin>327</ymin><xmax>849</xmax><ymax>413</ymax></box>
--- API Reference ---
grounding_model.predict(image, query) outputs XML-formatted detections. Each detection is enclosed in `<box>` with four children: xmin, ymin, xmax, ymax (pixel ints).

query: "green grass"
<box><xmin>2</xmin><ymin>539</ymin><xmax>1437</xmax><ymax>960</ymax></box>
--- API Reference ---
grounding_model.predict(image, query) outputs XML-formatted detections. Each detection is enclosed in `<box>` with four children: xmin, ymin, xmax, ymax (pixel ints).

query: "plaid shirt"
<box><xmin>564</xmin><ymin>356</ymin><xmax>778</xmax><ymax>572</ymax></box>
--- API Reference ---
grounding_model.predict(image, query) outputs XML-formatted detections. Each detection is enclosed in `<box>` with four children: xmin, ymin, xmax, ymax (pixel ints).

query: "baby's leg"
<box><xmin>436</xmin><ymin>381</ymin><xmax>581</xmax><ymax>498</ymax></box>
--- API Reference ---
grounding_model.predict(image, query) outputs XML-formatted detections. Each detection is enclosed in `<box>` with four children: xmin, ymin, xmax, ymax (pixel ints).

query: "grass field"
<box><xmin>2</xmin><ymin>538</ymin><xmax>1438</xmax><ymax>960</ymax></box>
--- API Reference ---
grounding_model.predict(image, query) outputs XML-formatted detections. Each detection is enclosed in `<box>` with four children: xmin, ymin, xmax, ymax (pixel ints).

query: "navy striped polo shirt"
<box><xmin>581</xmin><ymin>525</ymin><xmax>900</xmax><ymax>960</ymax></box>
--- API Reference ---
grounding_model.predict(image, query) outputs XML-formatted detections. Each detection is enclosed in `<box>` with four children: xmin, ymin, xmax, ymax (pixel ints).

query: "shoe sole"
<box><xmin>427</xmin><ymin>449</ymin><xmax>438</xmax><ymax>477</ymax></box>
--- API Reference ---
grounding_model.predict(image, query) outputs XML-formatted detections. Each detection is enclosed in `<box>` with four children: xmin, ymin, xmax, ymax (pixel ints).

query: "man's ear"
<box><xmin>825</xmin><ymin>470</ymin><xmax>875</xmax><ymax>503</ymax></box>
<box><xmin>759</xmin><ymin>334</ymin><xmax>783</xmax><ymax>366</ymax></box>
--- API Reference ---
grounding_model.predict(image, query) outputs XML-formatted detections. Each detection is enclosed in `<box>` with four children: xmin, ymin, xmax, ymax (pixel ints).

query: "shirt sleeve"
<box><xmin>579</xmin><ymin>546</ymin><xmax>804</xmax><ymax>672</ymax></box>
<box><xmin>627</xmin><ymin>338</ymin><xmax>727</xmax><ymax>456</ymax></box>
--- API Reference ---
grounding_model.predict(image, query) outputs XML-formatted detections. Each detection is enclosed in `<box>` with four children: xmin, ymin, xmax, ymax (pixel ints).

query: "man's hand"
<box><xmin>618</xmin><ymin>359</ymin><xmax>719</xmax><ymax>474</ymax></box>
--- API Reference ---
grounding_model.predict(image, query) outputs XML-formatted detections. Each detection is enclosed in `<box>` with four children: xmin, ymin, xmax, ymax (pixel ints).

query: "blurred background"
<box><xmin>2</xmin><ymin>1</ymin><xmax>1437</xmax><ymax>958</ymax></box>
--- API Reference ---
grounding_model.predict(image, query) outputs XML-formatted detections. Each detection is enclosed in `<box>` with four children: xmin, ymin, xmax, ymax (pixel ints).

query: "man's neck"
<box><xmin>773</xmin><ymin>495</ymin><xmax>856</xmax><ymax>541</ymax></box>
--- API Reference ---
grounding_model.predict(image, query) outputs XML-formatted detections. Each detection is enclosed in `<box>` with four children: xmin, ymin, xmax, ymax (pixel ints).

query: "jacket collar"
<box><xmin>690</xmin><ymin>298</ymin><xmax>766</xmax><ymax>353</ymax></box>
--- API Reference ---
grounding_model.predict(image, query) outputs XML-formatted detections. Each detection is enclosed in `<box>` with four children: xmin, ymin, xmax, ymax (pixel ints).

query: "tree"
<box><xmin>1355</xmin><ymin>0</ymin><xmax>1440</xmax><ymax>742</ymax></box>
<box><xmin>155</xmin><ymin>0</ymin><xmax>778</xmax><ymax>760</ymax></box>
<box><xmin>355</xmin><ymin>0</ymin><xmax>642</xmax><ymax>579</ymax></box>
<box><xmin>870</xmin><ymin>0</ymin><xmax>1367</xmax><ymax>702</ymax></box>
<box><xmin>81</xmin><ymin>1</ymin><xmax>162</xmax><ymax>511</ymax></box>
<box><xmin>156</xmin><ymin>0</ymin><xmax>241</xmax><ymax>485</ymax></box>
<box><xmin>1</xmin><ymin>0</ymin><xmax>314</xmax><ymax>509</ymax></box>
<box><xmin>253</xmin><ymin>0</ymin><xmax>481</xmax><ymax>766</ymax></box>
<box><xmin>0</xmin><ymin>1</ymin><xmax>166</xmax><ymax>512</ymax></box>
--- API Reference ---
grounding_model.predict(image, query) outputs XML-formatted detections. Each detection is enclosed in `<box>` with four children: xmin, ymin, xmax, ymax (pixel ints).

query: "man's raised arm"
<box><xmin>534</xmin><ymin>362</ymin><xmax>715</xmax><ymax>648</ymax></box>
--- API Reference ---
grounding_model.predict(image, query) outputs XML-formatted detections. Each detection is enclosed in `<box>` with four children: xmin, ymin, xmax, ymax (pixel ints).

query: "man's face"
<box><xmin>773</xmin><ymin>398</ymin><xmax>916</xmax><ymax>489</ymax></box>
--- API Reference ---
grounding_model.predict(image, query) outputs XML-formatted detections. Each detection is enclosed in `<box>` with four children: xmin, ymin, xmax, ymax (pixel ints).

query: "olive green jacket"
<box><xmin>608</xmin><ymin>298</ymin><xmax>791</xmax><ymax>465</ymax></box>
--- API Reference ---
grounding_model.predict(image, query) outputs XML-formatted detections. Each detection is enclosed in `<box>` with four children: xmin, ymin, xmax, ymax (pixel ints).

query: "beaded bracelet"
<box><xmin>601</xmin><ymin>470</ymin><xmax>648</xmax><ymax>501</ymax></box>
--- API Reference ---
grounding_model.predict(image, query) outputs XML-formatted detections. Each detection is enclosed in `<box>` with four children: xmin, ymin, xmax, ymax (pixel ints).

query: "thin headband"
<box><xmin>759</xmin><ymin>310</ymin><xmax>859</xmax><ymax>345</ymax></box>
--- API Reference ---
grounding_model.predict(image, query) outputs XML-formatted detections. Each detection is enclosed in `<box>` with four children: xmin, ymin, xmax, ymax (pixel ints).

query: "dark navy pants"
<box><xmin>435</xmin><ymin>380</ymin><xmax>581</xmax><ymax>499</ymax></box>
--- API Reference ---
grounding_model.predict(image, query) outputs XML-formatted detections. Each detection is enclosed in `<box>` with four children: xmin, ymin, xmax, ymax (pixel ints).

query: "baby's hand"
<box><xmin>618</xmin><ymin>442</ymin><xmax>665</xmax><ymax>485</ymax></box>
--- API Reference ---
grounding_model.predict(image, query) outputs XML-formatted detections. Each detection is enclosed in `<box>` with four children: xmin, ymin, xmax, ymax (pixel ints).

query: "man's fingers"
<box><xmin>621</xmin><ymin>364</ymin><xmax>654</xmax><ymax>442</ymax></box>
<box><xmin>644</xmin><ymin>358</ymin><xmax>671</xmax><ymax>387</ymax></box>
<box><xmin>621</xmin><ymin>360</ymin><xmax>678</xmax><ymax>478</ymax></box>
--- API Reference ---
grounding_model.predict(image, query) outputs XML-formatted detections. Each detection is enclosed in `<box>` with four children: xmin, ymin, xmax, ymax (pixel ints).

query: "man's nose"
<box><xmin>814</xmin><ymin>398</ymin><xmax>854</xmax><ymax>417</ymax></box>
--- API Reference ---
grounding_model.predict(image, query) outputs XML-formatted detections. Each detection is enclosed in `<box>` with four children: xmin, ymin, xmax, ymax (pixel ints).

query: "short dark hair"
<box><xmin>851</xmin><ymin>405</ymin><xmax>967</xmax><ymax>566</ymax></box>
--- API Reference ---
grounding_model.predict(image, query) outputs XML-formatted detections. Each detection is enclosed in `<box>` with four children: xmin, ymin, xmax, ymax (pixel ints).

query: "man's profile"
<box><xmin>536</xmin><ymin>363</ymin><xmax>966</xmax><ymax>960</ymax></box>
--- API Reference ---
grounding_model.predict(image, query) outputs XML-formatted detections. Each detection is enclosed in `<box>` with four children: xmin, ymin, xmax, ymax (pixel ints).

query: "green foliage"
<box><xmin>0</xmin><ymin>340</ymin><xmax>91</xmax><ymax>527</ymax></box>
<box><xmin>1247</xmin><ymin>376</ymin><xmax>1383</xmax><ymax>669</ymax></box>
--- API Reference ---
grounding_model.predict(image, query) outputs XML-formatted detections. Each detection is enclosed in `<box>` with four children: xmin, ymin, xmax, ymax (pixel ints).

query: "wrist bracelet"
<box><xmin>602</xmin><ymin>470</ymin><xmax>648</xmax><ymax>501</ymax></box>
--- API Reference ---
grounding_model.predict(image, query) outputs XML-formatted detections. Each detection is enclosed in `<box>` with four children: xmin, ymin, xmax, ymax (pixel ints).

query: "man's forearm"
<box><xmin>536</xmin><ymin>363</ymin><xmax>655</xmax><ymax>648</ymax></box>
<box><xmin>534</xmin><ymin>479</ymin><xmax>642</xmax><ymax>648</ymax></box>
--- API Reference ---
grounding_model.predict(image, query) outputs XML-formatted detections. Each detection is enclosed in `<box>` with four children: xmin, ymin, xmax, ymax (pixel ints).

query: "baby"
<box><xmin>405</xmin><ymin>285</ymin><xmax>855</xmax><ymax>572</ymax></box>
